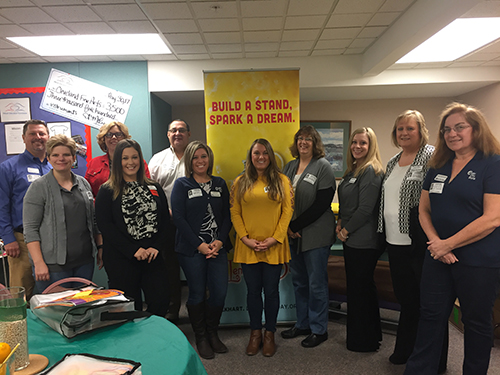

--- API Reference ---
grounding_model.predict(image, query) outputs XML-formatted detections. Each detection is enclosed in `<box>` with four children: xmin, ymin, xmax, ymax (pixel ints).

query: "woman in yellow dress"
<box><xmin>230</xmin><ymin>138</ymin><xmax>294</xmax><ymax>357</ymax></box>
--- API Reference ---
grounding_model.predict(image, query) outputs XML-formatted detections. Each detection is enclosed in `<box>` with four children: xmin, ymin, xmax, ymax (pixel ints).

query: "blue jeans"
<box><xmin>241</xmin><ymin>262</ymin><xmax>283</xmax><ymax>332</ymax></box>
<box><xmin>289</xmin><ymin>241</ymin><xmax>330</xmax><ymax>334</ymax></box>
<box><xmin>33</xmin><ymin>262</ymin><xmax>94</xmax><ymax>294</ymax></box>
<box><xmin>405</xmin><ymin>253</ymin><xmax>500</xmax><ymax>375</ymax></box>
<box><xmin>178</xmin><ymin>250</ymin><xmax>228</xmax><ymax>307</ymax></box>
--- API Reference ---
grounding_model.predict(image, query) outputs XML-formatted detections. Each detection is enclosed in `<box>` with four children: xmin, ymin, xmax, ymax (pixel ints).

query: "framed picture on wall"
<box><xmin>300</xmin><ymin>121</ymin><xmax>351</xmax><ymax>179</ymax></box>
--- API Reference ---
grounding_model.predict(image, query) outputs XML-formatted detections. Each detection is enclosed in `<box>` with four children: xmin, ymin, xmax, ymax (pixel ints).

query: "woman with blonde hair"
<box><xmin>405</xmin><ymin>103</ymin><xmax>500</xmax><ymax>375</ymax></box>
<box><xmin>337</xmin><ymin>127</ymin><xmax>384</xmax><ymax>352</ymax></box>
<box><xmin>230</xmin><ymin>138</ymin><xmax>294</xmax><ymax>357</ymax></box>
<box><xmin>24</xmin><ymin>135</ymin><xmax>102</xmax><ymax>292</ymax></box>
<box><xmin>85</xmin><ymin>121</ymin><xmax>150</xmax><ymax>196</ymax></box>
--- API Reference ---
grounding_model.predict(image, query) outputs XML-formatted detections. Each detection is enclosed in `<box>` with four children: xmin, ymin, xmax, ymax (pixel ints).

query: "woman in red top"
<box><xmin>85</xmin><ymin>121</ymin><xmax>150</xmax><ymax>196</ymax></box>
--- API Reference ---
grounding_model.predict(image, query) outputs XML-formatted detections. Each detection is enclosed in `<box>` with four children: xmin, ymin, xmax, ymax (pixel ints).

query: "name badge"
<box><xmin>407</xmin><ymin>171</ymin><xmax>423</xmax><ymax>181</ymax></box>
<box><xmin>188</xmin><ymin>188</ymin><xmax>203</xmax><ymax>199</ymax></box>
<box><xmin>410</xmin><ymin>165</ymin><xmax>423</xmax><ymax>172</ymax></box>
<box><xmin>210</xmin><ymin>191</ymin><xmax>221</xmax><ymax>197</ymax></box>
<box><xmin>434</xmin><ymin>174</ymin><xmax>448</xmax><ymax>182</ymax></box>
<box><xmin>85</xmin><ymin>191</ymin><xmax>94</xmax><ymax>200</ymax></box>
<box><xmin>27</xmin><ymin>167</ymin><xmax>39</xmax><ymax>173</ymax></box>
<box><xmin>429</xmin><ymin>182</ymin><xmax>444</xmax><ymax>194</ymax></box>
<box><xmin>303</xmin><ymin>173</ymin><xmax>317</xmax><ymax>185</ymax></box>
<box><xmin>349</xmin><ymin>178</ymin><xmax>357</xmax><ymax>184</ymax></box>
<box><xmin>148</xmin><ymin>185</ymin><xmax>159</xmax><ymax>197</ymax></box>
<box><xmin>27</xmin><ymin>174</ymin><xmax>41</xmax><ymax>182</ymax></box>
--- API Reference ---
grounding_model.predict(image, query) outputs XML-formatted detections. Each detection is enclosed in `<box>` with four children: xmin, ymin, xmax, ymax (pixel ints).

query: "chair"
<box><xmin>42</xmin><ymin>277</ymin><xmax>98</xmax><ymax>294</ymax></box>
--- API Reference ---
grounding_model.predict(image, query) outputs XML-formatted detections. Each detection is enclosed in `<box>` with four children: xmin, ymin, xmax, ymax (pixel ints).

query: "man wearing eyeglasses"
<box><xmin>149</xmin><ymin>119</ymin><xmax>191</xmax><ymax>322</ymax></box>
<box><xmin>0</xmin><ymin>119</ymin><xmax>52</xmax><ymax>299</ymax></box>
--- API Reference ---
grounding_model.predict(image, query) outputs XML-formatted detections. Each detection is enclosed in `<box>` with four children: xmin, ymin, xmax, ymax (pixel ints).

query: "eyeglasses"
<box><xmin>297</xmin><ymin>136</ymin><xmax>313</xmax><ymax>142</ymax></box>
<box><xmin>168</xmin><ymin>128</ymin><xmax>188</xmax><ymax>134</ymax></box>
<box><xmin>105</xmin><ymin>132</ymin><xmax>125</xmax><ymax>139</ymax></box>
<box><xmin>441</xmin><ymin>124</ymin><xmax>471</xmax><ymax>135</ymax></box>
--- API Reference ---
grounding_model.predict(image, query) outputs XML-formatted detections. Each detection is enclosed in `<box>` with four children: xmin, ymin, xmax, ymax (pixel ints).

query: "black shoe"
<box><xmin>301</xmin><ymin>332</ymin><xmax>328</xmax><ymax>348</ymax></box>
<box><xmin>389</xmin><ymin>353</ymin><xmax>408</xmax><ymax>365</ymax></box>
<box><xmin>281</xmin><ymin>326</ymin><xmax>311</xmax><ymax>339</ymax></box>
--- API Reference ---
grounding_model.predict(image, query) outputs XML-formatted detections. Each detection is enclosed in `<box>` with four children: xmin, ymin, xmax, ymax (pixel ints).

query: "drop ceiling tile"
<box><xmin>141</xmin><ymin>2</ymin><xmax>192</xmax><ymax>20</ymax></box>
<box><xmin>164</xmin><ymin>32</ymin><xmax>204</xmax><ymax>44</ymax></box>
<box><xmin>74</xmin><ymin>55</ymin><xmax>113</xmax><ymax>61</ymax></box>
<box><xmin>43</xmin><ymin>6</ymin><xmax>101</xmax><ymax>22</ymax></box>
<box><xmin>204</xmin><ymin>31</ymin><xmax>240</xmax><ymax>43</ymax></box>
<box><xmin>316</xmin><ymin>39</ymin><xmax>350</xmax><ymax>49</ymax></box>
<box><xmin>209</xmin><ymin>43</ymin><xmax>241</xmax><ymax>53</ymax></box>
<box><xmin>335</xmin><ymin>0</ymin><xmax>385</xmax><ymax>14</ymax></box>
<box><xmin>22</xmin><ymin>23</ymin><xmax>73</xmax><ymax>35</ymax></box>
<box><xmin>367</xmin><ymin>12</ymin><xmax>399</xmax><ymax>26</ymax></box>
<box><xmin>283</xmin><ymin>29</ymin><xmax>320</xmax><ymax>41</ymax></box>
<box><xmin>6</xmin><ymin>57</ymin><xmax>46</xmax><ymax>63</ymax></box>
<box><xmin>93</xmin><ymin>4</ymin><xmax>147</xmax><ymax>21</ymax></box>
<box><xmin>83</xmin><ymin>0</ymin><xmax>135</xmax><ymax>3</ymax></box>
<box><xmin>462</xmin><ymin>1</ymin><xmax>500</xmax><ymax>17</ymax></box>
<box><xmin>388</xmin><ymin>62</ymin><xmax>419</xmax><ymax>70</ymax></box>
<box><xmin>327</xmin><ymin>14</ymin><xmax>372</xmax><ymax>28</ymax></box>
<box><xmin>110</xmin><ymin>55</ymin><xmax>146</xmax><ymax>61</ymax></box>
<box><xmin>241</xmin><ymin>0</ymin><xmax>287</xmax><ymax>18</ymax></box>
<box><xmin>44</xmin><ymin>56</ymin><xmax>82</xmax><ymax>62</ymax></box>
<box><xmin>278</xmin><ymin>50</ymin><xmax>309</xmax><ymax>57</ymax></box>
<box><xmin>244</xmin><ymin>30</ymin><xmax>281</xmax><ymax>42</ymax></box>
<box><xmin>0</xmin><ymin>7</ymin><xmax>56</xmax><ymax>23</ymax></box>
<box><xmin>65</xmin><ymin>22</ymin><xmax>115</xmax><ymax>34</ymax></box>
<box><xmin>321</xmin><ymin>27</ymin><xmax>360</xmax><ymax>39</ymax></box>
<box><xmin>142</xmin><ymin>54</ymin><xmax>177</xmax><ymax>61</ymax></box>
<box><xmin>379</xmin><ymin>0</ymin><xmax>414</xmax><ymax>12</ymax></box>
<box><xmin>244</xmin><ymin>42</ymin><xmax>279</xmax><ymax>52</ymax></box>
<box><xmin>0</xmin><ymin>15</ymin><xmax>10</xmax><ymax>24</ymax></box>
<box><xmin>109</xmin><ymin>21</ymin><xmax>157</xmax><ymax>33</ymax></box>
<box><xmin>32</xmin><ymin>0</ymin><xmax>87</xmax><ymax>5</ymax></box>
<box><xmin>482</xmin><ymin>60</ymin><xmax>500</xmax><ymax>66</ymax></box>
<box><xmin>191</xmin><ymin>2</ymin><xmax>238</xmax><ymax>18</ymax></box>
<box><xmin>344</xmin><ymin>47</ymin><xmax>365</xmax><ymax>54</ymax></box>
<box><xmin>0</xmin><ymin>48</ymin><xmax>35</xmax><ymax>57</ymax></box>
<box><xmin>0</xmin><ymin>39</ymin><xmax>16</xmax><ymax>48</ymax></box>
<box><xmin>458</xmin><ymin>52</ymin><xmax>498</xmax><ymax>62</ymax></box>
<box><xmin>0</xmin><ymin>0</ymin><xmax>34</xmax><ymax>7</ymax></box>
<box><xmin>284</xmin><ymin>15</ymin><xmax>326</xmax><ymax>29</ymax></box>
<box><xmin>0</xmin><ymin>24</ymin><xmax>32</xmax><ymax>37</ymax></box>
<box><xmin>288</xmin><ymin>0</ymin><xmax>334</xmax><ymax>16</ymax></box>
<box><xmin>245</xmin><ymin>51</ymin><xmax>277</xmax><ymax>58</ymax></box>
<box><xmin>414</xmin><ymin>62</ymin><xmax>452</xmax><ymax>69</ymax></box>
<box><xmin>478</xmin><ymin>40</ymin><xmax>500</xmax><ymax>53</ymax></box>
<box><xmin>350</xmin><ymin>38</ymin><xmax>375</xmax><ymax>48</ymax></box>
<box><xmin>357</xmin><ymin>26</ymin><xmax>386</xmax><ymax>38</ymax></box>
<box><xmin>242</xmin><ymin>17</ymin><xmax>282</xmax><ymax>31</ymax></box>
<box><xmin>448</xmin><ymin>61</ymin><xmax>483</xmax><ymax>68</ymax></box>
<box><xmin>311</xmin><ymin>48</ymin><xmax>345</xmax><ymax>56</ymax></box>
<box><xmin>280</xmin><ymin>41</ymin><xmax>314</xmax><ymax>50</ymax></box>
<box><xmin>177</xmin><ymin>53</ymin><xmax>210</xmax><ymax>60</ymax></box>
<box><xmin>171</xmin><ymin>44</ymin><xmax>207</xmax><ymax>54</ymax></box>
<box><xmin>199</xmin><ymin>18</ymin><xmax>239</xmax><ymax>32</ymax></box>
<box><xmin>212</xmin><ymin>52</ymin><xmax>243</xmax><ymax>59</ymax></box>
<box><xmin>155</xmin><ymin>19</ymin><xmax>198</xmax><ymax>33</ymax></box>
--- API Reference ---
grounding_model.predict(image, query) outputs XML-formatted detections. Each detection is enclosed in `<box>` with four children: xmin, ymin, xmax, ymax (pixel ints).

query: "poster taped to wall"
<box><xmin>40</xmin><ymin>69</ymin><xmax>132</xmax><ymax>130</ymax></box>
<box><xmin>0</xmin><ymin>97</ymin><xmax>31</xmax><ymax>123</ymax></box>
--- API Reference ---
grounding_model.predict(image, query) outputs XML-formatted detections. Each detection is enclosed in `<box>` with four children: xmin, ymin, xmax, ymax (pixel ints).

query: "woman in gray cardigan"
<box><xmin>24</xmin><ymin>135</ymin><xmax>102</xmax><ymax>293</ymax></box>
<box><xmin>337</xmin><ymin>127</ymin><xmax>384</xmax><ymax>352</ymax></box>
<box><xmin>281</xmin><ymin>125</ymin><xmax>336</xmax><ymax>348</ymax></box>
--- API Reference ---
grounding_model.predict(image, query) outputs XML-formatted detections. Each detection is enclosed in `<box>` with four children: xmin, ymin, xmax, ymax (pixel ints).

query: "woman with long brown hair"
<box><xmin>230</xmin><ymin>138</ymin><xmax>294</xmax><ymax>357</ymax></box>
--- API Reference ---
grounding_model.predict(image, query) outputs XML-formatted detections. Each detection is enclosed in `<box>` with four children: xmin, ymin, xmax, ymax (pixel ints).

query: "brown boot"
<box><xmin>246</xmin><ymin>329</ymin><xmax>262</xmax><ymax>356</ymax></box>
<box><xmin>262</xmin><ymin>330</ymin><xmax>276</xmax><ymax>357</ymax></box>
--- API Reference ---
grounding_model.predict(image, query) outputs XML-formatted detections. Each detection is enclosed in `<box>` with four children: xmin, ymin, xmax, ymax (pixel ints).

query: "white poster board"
<box><xmin>40</xmin><ymin>69</ymin><xmax>132</xmax><ymax>130</ymax></box>
<box><xmin>5</xmin><ymin>123</ymin><xmax>25</xmax><ymax>154</ymax></box>
<box><xmin>0</xmin><ymin>97</ymin><xmax>31</xmax><ymax>123</ymax></box>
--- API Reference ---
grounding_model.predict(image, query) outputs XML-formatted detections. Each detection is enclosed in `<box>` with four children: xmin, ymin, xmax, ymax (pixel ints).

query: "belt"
<box><xmin>14</xmin><ymin>226</ymin><xmax>23</xmax><ymax>233</ymax></box>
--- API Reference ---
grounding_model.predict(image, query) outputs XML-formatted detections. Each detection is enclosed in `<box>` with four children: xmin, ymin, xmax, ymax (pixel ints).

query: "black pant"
<box><xmin>343</xmin><ymin>244</ymin><xmax>382</xmax><ymax>351</ymax></box>
<box><xmin>163</xmin><ymin>223</ymin><xmax>181</xmax><ymax>314</ymax></box>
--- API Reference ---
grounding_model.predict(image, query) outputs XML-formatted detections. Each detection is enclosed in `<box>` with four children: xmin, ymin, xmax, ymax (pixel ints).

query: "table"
<box><xmin>26</xmin><ymin>310</ymin><xmax>207</xmax><ymax>374</ymax></box>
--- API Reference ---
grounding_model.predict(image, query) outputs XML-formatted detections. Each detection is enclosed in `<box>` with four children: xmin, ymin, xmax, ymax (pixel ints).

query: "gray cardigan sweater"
<box><xmin>23</xmin><ymin>170</ymin><xmax>98</xmax><ymax>265</ymax></box>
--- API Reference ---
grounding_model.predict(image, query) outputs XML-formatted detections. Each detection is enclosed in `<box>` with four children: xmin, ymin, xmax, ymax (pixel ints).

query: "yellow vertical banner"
<box><xmin>204</xmin><ymin>69</ymin><xmax>300</xmax><ymax>324</ymax></box>
<box><xmin>205</xmin><ymin>69</ymin><xmax>300</xmax><ymax>184</ymax></box>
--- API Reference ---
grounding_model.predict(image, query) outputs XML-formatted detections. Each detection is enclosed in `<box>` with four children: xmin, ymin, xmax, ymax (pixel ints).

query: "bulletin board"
<box><xmin>0</xmin><ymin>87</ymin><xmax>92</xmax><ymax>176</ymax></box>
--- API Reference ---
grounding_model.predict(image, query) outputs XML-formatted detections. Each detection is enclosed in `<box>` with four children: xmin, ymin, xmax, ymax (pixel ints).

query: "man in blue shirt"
<box><xmin>0</xmin><ymin>119</ymin><xmax>51</xmax><ymax>299</ymax></box>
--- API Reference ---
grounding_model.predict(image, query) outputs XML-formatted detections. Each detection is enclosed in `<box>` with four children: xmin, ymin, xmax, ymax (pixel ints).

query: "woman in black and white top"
<box><xmin>378</xmin><ymin>110</ymin><xmax>447</xmax><ymax>371</ymax></box>
<box><xmin>95</xmin><ymin>139</ymin><xmax>171</xmax><ymax>316</ymax></box>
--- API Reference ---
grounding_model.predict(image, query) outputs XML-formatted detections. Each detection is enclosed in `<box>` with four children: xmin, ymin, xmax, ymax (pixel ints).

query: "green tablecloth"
<box><xmin>27</xmin><ymin>310</ymin><xmax>207</xmax><ymax>374</ymax></box>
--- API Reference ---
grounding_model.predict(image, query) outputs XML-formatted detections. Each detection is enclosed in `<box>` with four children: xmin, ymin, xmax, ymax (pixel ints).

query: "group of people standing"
<box><xmin>1</xmin><ymin>102</ymin><xmax>499</xmax><ymax>374</ymax></box>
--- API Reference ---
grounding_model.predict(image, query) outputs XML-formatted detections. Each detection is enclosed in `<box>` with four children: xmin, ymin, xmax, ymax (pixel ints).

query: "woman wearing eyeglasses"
<box><xmin>281</xmin><ymin>125</ymin><xmax>336</xmax><ymax>348</ymax></box>
<box><xmin>85</xmin><ymin>121</ymin><xmax>151</xmax><ymax>197</ymax></box>
<box><xmin>404</xmin><ymin>103</ymin><xmax>500</xmax><ymax>375</ymax></box>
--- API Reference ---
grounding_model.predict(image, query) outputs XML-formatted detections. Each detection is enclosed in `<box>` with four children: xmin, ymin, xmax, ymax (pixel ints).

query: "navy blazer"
<box><xmin>171</xmin><ymin>175</ymin><xmax>231</xmax><ymax>256</ymax></box>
